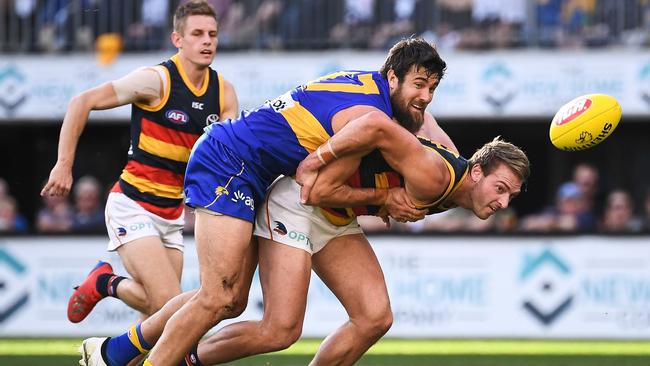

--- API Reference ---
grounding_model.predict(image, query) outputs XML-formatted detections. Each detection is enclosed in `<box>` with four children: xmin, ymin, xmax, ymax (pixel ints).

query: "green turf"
<box><xmin>3</xmin><ymin>355</ymin><xmax>650</xmax><ymax>366</ymax></box>
<box><xmin>1</xmin><ymin>338</ymin><xmax>649</xmax><ymax>366</ymax></box>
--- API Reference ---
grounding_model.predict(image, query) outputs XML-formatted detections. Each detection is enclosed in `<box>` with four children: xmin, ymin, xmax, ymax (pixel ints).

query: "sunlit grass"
<box><xmin>2</xmin><ymin>338</ymin><xmax>650</xmax><ymax>356</ymax></box>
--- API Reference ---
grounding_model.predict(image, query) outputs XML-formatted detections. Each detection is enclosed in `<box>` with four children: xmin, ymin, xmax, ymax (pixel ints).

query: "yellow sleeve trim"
<box><xmin>218</xmin><ymin>74</ymin><xmax>225</xmax><ymax>118</ymax></box>
<box><xmin>135</xmin><ymin>66</ymin><xmax>170</xmax><ymax>112</ymax></box>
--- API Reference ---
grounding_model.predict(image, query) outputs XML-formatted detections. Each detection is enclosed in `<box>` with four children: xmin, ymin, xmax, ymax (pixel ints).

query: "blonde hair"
<box><xmin>469</xmin><ymin>136</ymin><xmax>530</xmax><ymax>183</ymax></box>
<box><xmin>173</xmin><ymin>0</ymin><xmax>218</xmax><ymax>35</ymax></box>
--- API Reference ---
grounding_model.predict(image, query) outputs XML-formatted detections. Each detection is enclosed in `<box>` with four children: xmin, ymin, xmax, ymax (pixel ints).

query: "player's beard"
<box><xmin>391</xmin><ymin>85</ymin><xmax>424</xmax><ymax>134</ymax></box>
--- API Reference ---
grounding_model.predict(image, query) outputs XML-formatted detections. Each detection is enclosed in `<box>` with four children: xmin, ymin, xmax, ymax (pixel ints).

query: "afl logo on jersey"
<box><xmin>205</xmin><ymin>113</ymin><xmax>219</xmax><ymax>126</ymax></box>
<box><xmin>165</xmin><ymin>109</ymin><xmax>189</xmax><ymax>125</ymax></box>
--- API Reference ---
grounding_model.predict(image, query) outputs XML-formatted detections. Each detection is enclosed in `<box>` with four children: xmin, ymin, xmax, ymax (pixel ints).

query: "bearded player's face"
<box><xmin>389</xmin><ymin>66</ymin><xmax>440</xmax><ymax>133</ymax></box>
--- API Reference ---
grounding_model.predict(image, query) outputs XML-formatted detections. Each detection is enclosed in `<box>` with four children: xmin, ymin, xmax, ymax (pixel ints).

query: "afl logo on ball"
<box><xmin>555</xmin><ymin>98</ymin><xmax>592</xmax><ymax>126</ymax></box>
<box><xmin>165</xmin><ymin>109</ymin><xmax>189</xmax><ymax>125</ymax></box>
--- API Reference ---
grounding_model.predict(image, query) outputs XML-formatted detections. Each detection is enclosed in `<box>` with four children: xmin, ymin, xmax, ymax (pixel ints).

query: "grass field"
<box><xmin>1</xmin><ymin>338</ymin><xmax>649</xmax><ymax>366</ymax></box>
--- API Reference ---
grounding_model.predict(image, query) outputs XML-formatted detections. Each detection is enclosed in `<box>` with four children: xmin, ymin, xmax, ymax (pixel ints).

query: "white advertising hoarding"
<box><xmin>0</xmin><ymin>236</ymin><xmax>649</xmax><ymax>338</ymax></box>
<box><xmin>0</xmin><ymin>51</ymin><xmax>649</xmax><ymax>120</ymax></box>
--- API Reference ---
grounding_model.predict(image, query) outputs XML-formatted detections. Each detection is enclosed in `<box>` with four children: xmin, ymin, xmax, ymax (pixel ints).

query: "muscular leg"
<box><xmin>196</xmin><ymin>237</ymin><xmax>312</xmax><ymax>364</ymax></box>
<box><xmin>310</xmin><ymin>234</ymin><xmax>393</xmax><ymax>366</ymax></box>
<box><xmin>96</xmin><ymin>221</ymin><xmax>258</xmax><ymax>366</ymax></box>
<box><xmin>117</xmin><ymin>236</ymin><xmax>183</xmax><ymax>315</ymax></box>
<box><xmin>146</xmin><ymin>211</ymin><xmax>256</xmax><ymax>366</ymax></box>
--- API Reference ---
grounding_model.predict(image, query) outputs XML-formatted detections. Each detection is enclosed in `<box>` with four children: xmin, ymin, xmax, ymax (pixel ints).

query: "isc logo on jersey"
<box><xmin>165</xmin><ymin>109</ymin><xmax>189</xmax><ymax>125</ymax></box>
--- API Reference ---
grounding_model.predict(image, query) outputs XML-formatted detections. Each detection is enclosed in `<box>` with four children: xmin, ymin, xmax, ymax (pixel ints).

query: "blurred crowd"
<box><xmin>1</xmin><ymin>161</ymin><xmax>650</xmax><ymax>235</ymax></box>
<box><xmin>0</xmin><ymin>175</ymin><xmax>106</xmax><ymax>234</ymax></box>
<box><xmin>1</xmin><ymin>0</ymin><xmax>649</xmax><ymax>235</ymax></box>
<box><xmin>1</xmin><ymin>0</ymin><xmax>650</xmax><ymax>53</ymax></box>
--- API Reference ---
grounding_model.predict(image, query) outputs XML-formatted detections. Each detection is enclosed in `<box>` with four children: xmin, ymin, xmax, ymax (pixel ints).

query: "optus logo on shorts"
<box><xmin>129</xmin><ymin>222</ymin><xmax>154</xmax><ymax>232</ymax></box>
<box><xmin>165</xmin><ymin>109</ymin><xmax>189</xmax><ymax>125</ymax></box>
<box><xmin>287</xmin><ymin>230</ymin><xmax>314</xmax><ymax>252</ymax></box>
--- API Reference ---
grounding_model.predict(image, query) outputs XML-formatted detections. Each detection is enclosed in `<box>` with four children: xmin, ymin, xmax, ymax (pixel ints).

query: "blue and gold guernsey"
<box><xmin>184</xmin><ymin>70</ymin><xmax>393</xmax><ymax>222</ymax></box>
<box><xmin>320</xmin><ymin>137</ymin><xmax>469</xmax><ymax>226</ymax></box>
<box><xmin>112</xmin><ymin>54</ymin><xmax>225</xmax><ymax>220</ymax></box>
<box><xmin>208</xmin><ymin>70</ymin><xmax>391</xmax><ymax>182</ymax></box>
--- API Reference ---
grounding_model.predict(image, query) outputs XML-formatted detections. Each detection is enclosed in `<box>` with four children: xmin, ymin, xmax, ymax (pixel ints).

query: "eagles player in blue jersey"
<box><xmin>79</xmin><ymin>37</ymin><xmax>449</xmax><ymax>366</ymax></box>
<box><xmin>184</xmin><ymin>136</ymin><xmax>528</xmax><ymax>366</ymax></box>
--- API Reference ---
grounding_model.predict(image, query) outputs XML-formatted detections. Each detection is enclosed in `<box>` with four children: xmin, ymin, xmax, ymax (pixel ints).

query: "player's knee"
<box><xmin>260</xmin><ymin>321</ymin><xmax>302</xmax><ymax>351</ymax></box>
<box><xmin>195</xmin><ymin>286</ymin><xmax>245</xmax><ymax>321</ymax></box>
<box><xmin>359</xmin><ymin>306</ymin><xmax>393</xmax><ymax>339</ymax></box>
<box><xmin>228</xmin><ymin>290</ymin><xmax>249</xmax><ymax>318</ymax></box>
<box><xmin>145</xmin><ymin>289</ymin><xmax>180</xmax><ymax>315</ymax></box>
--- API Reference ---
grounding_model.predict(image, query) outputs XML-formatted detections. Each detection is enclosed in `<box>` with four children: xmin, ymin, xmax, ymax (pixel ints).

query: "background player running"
<box><xmin>40</xmin><ymin>0</ymin><xmax>238</xmax><ymax>324</ymax></box>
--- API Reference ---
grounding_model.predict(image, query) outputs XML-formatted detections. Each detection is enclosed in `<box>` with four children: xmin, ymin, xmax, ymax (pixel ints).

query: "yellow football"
<box><xmin>549</xmin><ymin>94</ymin><xmax>622</xmax><ymax>151</ymax></box>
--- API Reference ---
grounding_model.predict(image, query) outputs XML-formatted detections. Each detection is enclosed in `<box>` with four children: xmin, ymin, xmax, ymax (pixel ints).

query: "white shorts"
<box><xmin>254</xmin><ymin>176</ymin><xmax>364</xmax><ymax>255</ymax></box>
<box><xmin>105</xmin><ymin>192</ymin><xmax>185</xmax><ymax>252</ymax></box>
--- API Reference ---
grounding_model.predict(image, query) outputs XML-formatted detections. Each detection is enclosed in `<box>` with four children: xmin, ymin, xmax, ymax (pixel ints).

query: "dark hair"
<box><xmin>469</xmin><ymin>136</ymin><xmax>531</xmax><ymax>184</ymax></box>
<box><xmin>379</xmin><ymin>37</ymin><xmax>447</xmax><ymax>81</ymax></box>
<box><xmin>173</xmin><ymin>0</ymin><xmax>218</xmax><ymax>35</ymax></box>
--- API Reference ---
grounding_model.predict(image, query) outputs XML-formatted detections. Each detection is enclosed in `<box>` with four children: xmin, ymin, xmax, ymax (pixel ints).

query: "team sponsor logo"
<box><xmin>273</xmin><ymin>221</ymin><xmax>288</xmax><ymax>235</ymax></box>
<box><xmin>565</xmin><ymin>123</ymin><xmax>614</xmax><ymax>151</ymax></box>
<box><xmin>555</xmin><ymin>98</ymin><xmax>592</xmax><ymax>126</ymax></box>
<box><xmin>205</xmin><ymin>113</ymin><xmax>219</xmax><ymax>126</ymax></box>
<box><xmin>267</xmin><ymin>92</ymin><xmax>294</xmax><ymax>112</ymax></box>
<box><xmin>215</xmin><ymin>186</ymin><xmax>229</xmax><ymax>197</ymax></box>
<box><xmin>127</xmin><ymin>222</ymin><xmax>154</xmax><ymax>232</ymax></box>
<box><xmin>575</xmin><ymin>131</ymin><xmax>593</xmax><ymax>145</ymax></box>
<box><xmin>520</xmin><ymin>247</ymin><xmax>574</xmax><ymax>326</ymax></box>
<box><xmin>165</xmin><ymin>109</ymin><xmax>189</xmax><ymax>125</ymax></box>
<box><xmin>271</xmin><ymin>222</ymin><xmax>313</xmax><ymax>250</ymax></box>
<box><xmin>0</xmin><ymin>247</ymin><xmax>29</xmax><ymax>324</ymax></box>
<box><xmin>0</xmin><ymin>65</ymin><xmax>28</xmax><ymax>118</ymax></box>
<box><xmin>481</xmin><ymin>62</ymin><xmax>517</xmax><ymax>113</ymax></box>
<box><xmin>117</xmin><ymin>227</ymin><xmax>127</xmax><ymax>236</ymax></box>
<box><xmin>286</xmin><ymin>230</ymin><xmax>314</xmax><ymax>252</ymax></box>
<box><xmin>231</xmin><ymin>190</ymin><xmax>254</xmax><ymax>211</ymax></box>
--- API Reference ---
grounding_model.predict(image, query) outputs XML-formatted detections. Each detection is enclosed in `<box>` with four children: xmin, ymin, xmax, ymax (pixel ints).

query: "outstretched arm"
<box><xmin>305</xmin><ymin>155</ymin><xmax>427</xmax><ymax>222</ymax></box>
<box><xmin>305</xmin><ymin>155</ymin><xmax>381</xmax><ymax>207</ymax></box>
<box><xmin>40</xmin><ymin>67</ymin><xmax>163</xmax><ymax>196</ymax></box>
<box><xmin>296</xmin><ymin>110</ymin><xmax>414</xmax><ymax>202</ymax></box>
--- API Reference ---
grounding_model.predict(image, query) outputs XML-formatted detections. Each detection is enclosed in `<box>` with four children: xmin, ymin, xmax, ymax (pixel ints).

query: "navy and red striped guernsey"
<box><xmin>112</xmin><ymin>54</ymin><xmax>225</xmax><ymax>219</ymax></box>
<box><xmin>320</xmin><ymin>137</ymin><xmax>469</xmax><ymax>226</ymax></box>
